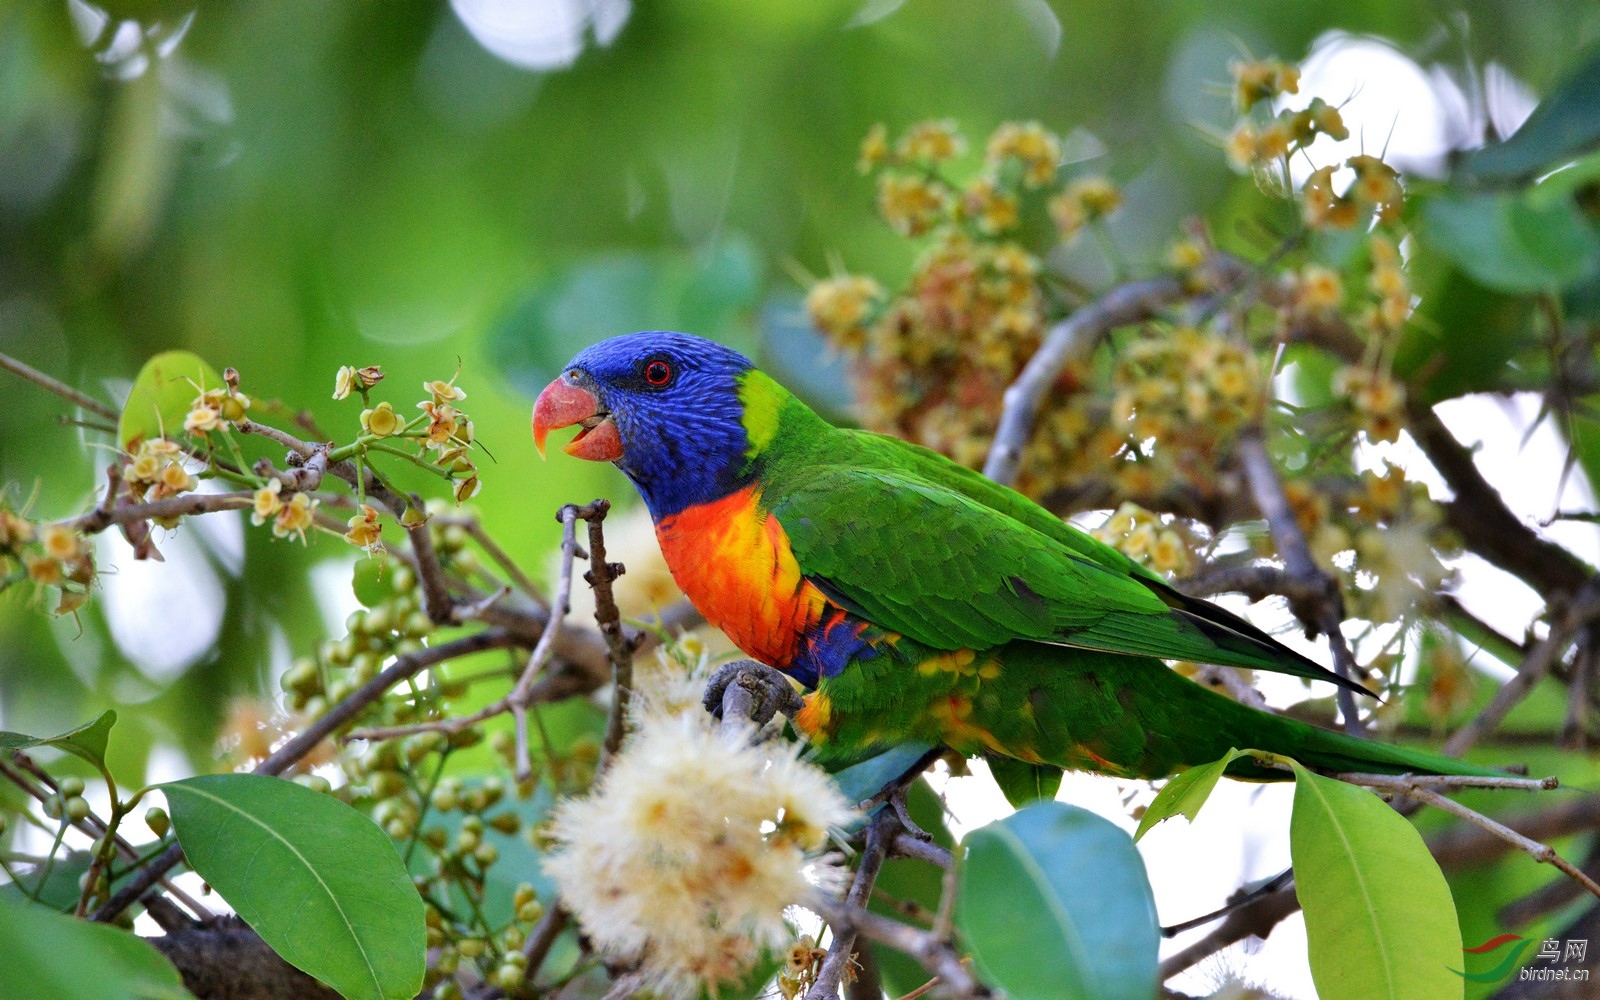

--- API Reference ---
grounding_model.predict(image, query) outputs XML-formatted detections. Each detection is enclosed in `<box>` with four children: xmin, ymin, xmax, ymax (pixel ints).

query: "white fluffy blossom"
<box><xmin>543</xmin><ymin>645</ymin><xmax>852</xmax><ymax>998</ymax></box>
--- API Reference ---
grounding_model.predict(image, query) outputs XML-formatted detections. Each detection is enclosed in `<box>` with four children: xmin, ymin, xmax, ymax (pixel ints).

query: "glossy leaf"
<box><xmin>1289</xmin><ymin>762</ymin><xmax>1463</xmax><ymax>1000</ymax></box>
<box><xmin>163</xmin><ymin>774</ymin><xmax>425</xmax><ymax>1000</ymax></box>
<box><xmin>118</xmin><ymin>350</ymin><xmax>224</xmax><ymax>450</ymax></box>
<box><xmin>1419</xmin><ymin>190</ymin><xmax>1600</xmax><ymax>294</ymax></box>
<box><xmin>956</xmin><ymin>802</ymin><xmax>1159</xmax><ymax>1000</ymax></box>
<box><xmin>1134</xmin><ymin>747</ymin><xmax>1247</xmax><ymax>842</ymax></box>
<box><xmin>0</xmin><ymin>895</ymin><xmax>193</xmax><ymax>1000</ymax></box>
<box><xmin>986</xmin><ymin>754</ymin><xmax>1063</xmax><ymax>809</ymax></box>
<box><xmin>1455</xmin><ymin>46</ymin><xmax>1600</xmax><ymax>184</ymax></box>
<box><xmin>0</xmin><ymin>710</ymin><xmax>116</xmax><ymax>772</ymax></box>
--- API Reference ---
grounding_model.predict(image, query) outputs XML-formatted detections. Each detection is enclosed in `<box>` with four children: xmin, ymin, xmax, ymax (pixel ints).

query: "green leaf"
<box><xmin>163</xmin><ymin>774</ymin><xmax>425</xmax><ymax>1000</ymax></box>
<box><xmin>1289</xmin><ymin>762</ymin><xmax>1463</xmax><ymax>1000</ymax></box>
<box><xmin>118</xmin><ymin>350</ymin><xmax>224</xmax><ymax>450</ymax></box>
<box><xmin>1134</xmin><ymin>747</ymin><xmax>1247</xmax><ymax>842</ymax></box>
<box><xmin>0</xmin><ymin>895</ymin><xmax>194</xmax><ymax>1000</ymax></box>
<box><xmin>1419</xmin><ymin>190</ymin><xmax>1600</xmax><ymax>294</ymax></box>
<box><xmin>0</xmin><ymin>710</ymin><xmax>117</xmax><ymax>772</ymax></box>
<box><xmin>1393</xmin><ymin>257</ymin><xmax>1534</xmax><ymax>402</ymax></box>
<box><xmin>985</xmin><ymin>754</ymin><xmax>1063</xmax><ymax>809</ymax></box>
<box><xmin>1455</xmin><ymin>46</ymin><xmax>1600</xmax><ymax>185</ymax></box>
<box><xmin>956</xmin><ymin>802</ymin><xmax>1159</xmax><ymax>1000</ymax></box>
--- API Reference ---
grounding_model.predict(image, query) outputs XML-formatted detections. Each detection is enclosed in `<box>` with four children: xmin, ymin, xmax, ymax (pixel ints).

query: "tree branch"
<box><xmin>1236</xmin><ymin>430</ymin><xmax>1366</xmax><ymax>733</ymax></box>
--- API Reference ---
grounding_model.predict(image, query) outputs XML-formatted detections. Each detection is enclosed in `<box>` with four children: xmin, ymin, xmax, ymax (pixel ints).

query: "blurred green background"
<box><xmin>2</xmin><ymin>0</ymin><xmax>1597</xmax><ymax>777</ymax></box>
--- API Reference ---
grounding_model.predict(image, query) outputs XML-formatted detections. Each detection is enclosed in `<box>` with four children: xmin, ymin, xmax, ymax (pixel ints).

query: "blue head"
<box><xmin>532</xmin><ymin>331</ymin><xmax>761</xmax><ymax>518</ymax></box>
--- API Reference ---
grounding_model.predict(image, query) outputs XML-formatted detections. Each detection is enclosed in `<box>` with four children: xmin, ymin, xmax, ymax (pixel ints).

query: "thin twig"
<box><xmin>811</xmin><ymin>900</ymin><xmax>990</xmax><ymax>1000</ymax></box>
<box><xmin>509</xmin><ymin>505</ymin><xmax>585</xmax><ymax>781</ymax></box>
<box><xmin>1443</xmin><ymin>584</ymin><xmax>1600</xmax><ymax>758</ymax></box>
<box><xmin>69</xmin><ymin>491</ymin><xmax>257</xmax><ymax>534</ymax></box>
<box><xmin>1335</xmin><ymin>772</ymin><xmax>1557</xmax><ymax>793</ymax></box>
<box><xmin>581</xmin><ymin>499</ymin><xmax>639</xmax><ymax>772</ymax></box>
<box><xmin>0</xmin><ymin>755</ymin><xmax>213</xmax><ymax>922</ymax></box>
<box><xmin>0</xmin><ymin>350</ymin><xmax>120</xmax><ymax>420</ymax></box>
<box><xmin>807</xmin><ymin>809</ymin><xmax>898</xmax><ymax>1000</ymax></box>
<box><xmin>1409</xmin><ymin>786</ymin><xmax>1600</xmax><ymax>902</ymax></box>
<box><xmin>1159</xmin><ymin>885</ymin><xmax>1301</xmax><ymax>981</ymax></box>
<box><xmin>1236</xmin><ymin>430</ymin><xmax>1365</xmax><ymax>734</ymax></box>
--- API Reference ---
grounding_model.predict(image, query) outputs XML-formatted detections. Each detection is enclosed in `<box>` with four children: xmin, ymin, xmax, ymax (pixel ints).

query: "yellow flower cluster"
<box><xmin>332</xmin><ymin>364</ymin><xmax>384</xmax><ymax>401</ymax></box>
<box><xmin>986</xmin><ymin>121</ymin><xmax>1063</xmax><ymax>187</ymax></box>
<box><xmin>1092</xmin><ymin>502</ymin><xmax>1196</xmax><ymax>576</ymax></box>
<box><xmin>1230</xmin><ymin>57</ymin><xmax>1300</xmax><ymax>112</ymax></box>
<box><xmin>806</xmin><ymin>274</ymin><xmax>884</xmax><ymax>351</ymax></box>
<box><xmin>183</xmin><ymin>382</ymin><xmax>251</xmax><ymax>437</ymax></box>
<box><xmin>1301</xmin><ymin>155</ymin><xmax>1404</xmax><ymax>230</ymax></box>
<box><xmin>1332</xmin><ymin>364</ymin><xmax>1406</xmax><ymax>443</ymax></box>
<box><xmin>251</xmin><ymin>480</ymin><xmax>318</xmax><ymax>543</ymax></box>
<box><xmin>1364</xmin><ymin>234</ymin><xmax>1411</xmax><ymax>333</ymax></box>
<box><xmin>544</xmin><ymin>647</ymin><xmax>851</xmax><ymax>999</ymax></box>
<box><xmin>1050</xmin><ymin>175</ymin><xmax>1122</xmax><ymax>242</ymax></box>
<box><xmin>124</xmin><ymin>438</ymin><xmax>195</xmax><ymax>502</ymax></box>
<box><xmin>341</xmin><ymin>367</ymin><xmax>483</xmax><ymax>505</ymax></box>
<box><xmin>1225</xmin><ymin>99</ymin><xmax>1347</xmax><ymax>172</ymax></box>
<box><xmin>1113</xmin><ymin>326</ymin><xmax>1262</xmax><ymax>444</ymax></box>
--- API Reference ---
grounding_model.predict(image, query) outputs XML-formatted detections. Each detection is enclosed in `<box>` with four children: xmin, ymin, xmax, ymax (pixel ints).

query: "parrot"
<box><xmin>532</xmin><ymin>331</ymin><xmax>1499</xmax><ymax>782</ymax></box>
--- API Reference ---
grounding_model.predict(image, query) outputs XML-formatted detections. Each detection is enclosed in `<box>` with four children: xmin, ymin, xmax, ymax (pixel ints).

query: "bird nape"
<box><xmin>532</xmin><ymin>330</ymin><xmax>1499</xmax><ymax>782</ymax></box>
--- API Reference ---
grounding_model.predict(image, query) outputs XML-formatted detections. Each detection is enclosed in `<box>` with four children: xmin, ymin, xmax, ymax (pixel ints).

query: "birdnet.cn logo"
<box><xmin>1451</xmin><ymin>934</ymin><xmax>1590</xmax><ymax>983</ymax></box>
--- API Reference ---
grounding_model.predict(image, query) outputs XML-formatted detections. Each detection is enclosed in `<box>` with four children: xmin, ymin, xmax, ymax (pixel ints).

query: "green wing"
<box><xmin>769</xmin><ymin>464</ymin><xmax>1365</xmax><ymax>693</ymax></box>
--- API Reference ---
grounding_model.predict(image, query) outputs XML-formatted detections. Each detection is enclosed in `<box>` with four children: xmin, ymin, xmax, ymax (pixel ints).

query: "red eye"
<box><xmin>643</xmin><ymin>359</ymin><xmax>673</xmax><ymax>387</ymax></box>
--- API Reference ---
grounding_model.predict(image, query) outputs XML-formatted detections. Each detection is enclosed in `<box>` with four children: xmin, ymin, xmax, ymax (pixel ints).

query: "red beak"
<box><xmin>532</xmin><ymin>376</ymin><xmax>624</xmax><ymax>462</ymax></box>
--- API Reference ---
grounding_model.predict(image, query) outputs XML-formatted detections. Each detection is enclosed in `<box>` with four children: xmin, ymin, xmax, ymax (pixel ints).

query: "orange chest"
<box><xmin>653</xmin><ymin>487</ymin><xmax>828</xmax><ymax>666</ymax></box>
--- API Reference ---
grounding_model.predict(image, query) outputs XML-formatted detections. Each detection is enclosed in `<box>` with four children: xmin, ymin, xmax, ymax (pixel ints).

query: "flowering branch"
<box><xmin>983</xmin><ymin>275</ymin><xmax>1188</xmax><ymax>487</ymax></box>
<box><xmin>1236</xmin><ymin>430</ymin><xmax>1367</xmax><ymax>734</ymax></box>
<box><xmin>92</xmin><ymin>629</ymin><xmax>520</xmax><ymax>923</ymax></box>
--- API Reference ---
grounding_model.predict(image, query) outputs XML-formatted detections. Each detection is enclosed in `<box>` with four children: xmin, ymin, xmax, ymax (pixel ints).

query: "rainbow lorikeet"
<box><xmin>533</xmin><ymin>332</ymin><xmax>1495</xmax><ymax>782</ymax></box>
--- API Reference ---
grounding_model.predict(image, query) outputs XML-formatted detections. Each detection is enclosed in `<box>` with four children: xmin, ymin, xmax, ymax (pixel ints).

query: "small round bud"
<box><xmin>145</xmin><ymin>807</ymin><xmax>170</xmax><ymax>838</ymax></box>
<box><xmin>403</xmin><ymin>611</ymin><xmax>433</xmax><ymax>639</ymax></box>
<box><xmin>456</xmin><ymin>937</ymin><xmax>485</xmax><ymax>959</ymax></box>
<box><xmin>58</xmin><ymin>776</ymin><xmax>86</xmax><ymax>797</ymax></box>
<box><xmin>493</xmin><ymin>965</ymin><xmax>524</xmax><ymax>992</ymax></box>
<box><xmin>472</xmin><ymin>842</ymin><xmax>499</xmax><ymax>867</ymax></box>
<box><xmin>362</xmin><ymin>606</ymin><xmax>392</xmax><ymax>636</ymax></box>
<box><xmin>65</xmin><ymin>796</ymin><xmax>92</xmax><ymax>822</ymax></box>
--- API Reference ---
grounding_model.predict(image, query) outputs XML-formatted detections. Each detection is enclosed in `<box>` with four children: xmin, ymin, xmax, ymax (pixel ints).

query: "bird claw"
<box><xmin>702</xmin><ymin>659</ymin><xmax>804</xmax><ymax>730</ymax></box>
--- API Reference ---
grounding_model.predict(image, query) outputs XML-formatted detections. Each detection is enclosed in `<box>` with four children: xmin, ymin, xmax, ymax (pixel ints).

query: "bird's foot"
<box><xmin>702</xmin><ymin>659</ymin><xmax>804</xmax><ymax>731</ymax></box>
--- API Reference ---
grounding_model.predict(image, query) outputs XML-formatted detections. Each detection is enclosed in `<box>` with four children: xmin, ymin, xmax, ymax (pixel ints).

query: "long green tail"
<box><xmin>971</xmin><ymin>645</ymin><xmax>1504</xmax><ymax>781</ymax></box>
